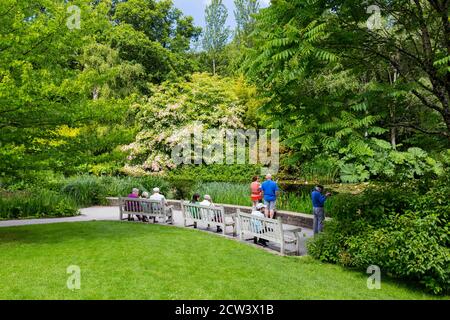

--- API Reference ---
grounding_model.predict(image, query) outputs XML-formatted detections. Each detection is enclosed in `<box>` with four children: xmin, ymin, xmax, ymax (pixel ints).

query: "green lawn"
<box><xmin>0</xmin><ymin>221</ymin><xmax>444</xmax><ymax>300</ymax></box>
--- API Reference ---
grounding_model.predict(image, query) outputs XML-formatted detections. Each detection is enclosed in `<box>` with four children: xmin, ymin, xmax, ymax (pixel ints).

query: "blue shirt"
<box><xmin>261</xmin><ymin>180</ymin><xmax>279</xmax><ymax>201</ymax></box>
<box><xmin>311</xmin><ymin>190</ymin><xmax>327</xmax><ymax>208</ymax></box>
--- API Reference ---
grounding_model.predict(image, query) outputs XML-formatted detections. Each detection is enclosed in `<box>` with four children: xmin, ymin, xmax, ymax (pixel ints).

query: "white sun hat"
<box><xmin>256</xmin><ymin>203</ymin><xmax>266</xmax><ymax>210</ymax></box>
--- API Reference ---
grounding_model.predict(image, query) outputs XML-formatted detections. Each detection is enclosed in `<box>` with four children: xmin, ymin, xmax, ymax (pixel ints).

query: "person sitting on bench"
<box><xmin>251</xmin><ymin>203</ymin><xmax>268</xmax><ymax>247</ymax></box>
<box><xmin>200</xmin><ymin>195</ymin><xmax>222</xmax><ymax>233</ymax></box>
<box><xmin>149</xmin><ymin>187</ymin><xmax>172</xmax><ymax>222</ymax></box>
<box><xmin>126</xmin><ymin>188</ymin><xmax>141</xmax><ymax>221</ymax></box>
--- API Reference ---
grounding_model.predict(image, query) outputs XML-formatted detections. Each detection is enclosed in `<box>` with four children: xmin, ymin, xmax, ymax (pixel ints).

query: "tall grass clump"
<box><xmin>190</xmin><ymin>181</ymin><xmax>330</xmax><ymax>214</ymax></box>
<box><xmin>61</xmin><ymin>175</ymin><xmax>106</xmax><ymax>207</ymax></box>
<box><xmin>193</xmin><ymin>182</ymin><xmax>250</xmax><ymax>206</ymax></box>
<box><xmin>60</xmin><ymin>175</ymin><xmax>171</xmax><ymax>207</ymax></box>
<box><xmin>0</xmin><ymin>189</ymin><xmax>78</xmax><ymax>220</ymax></box>
<box><xmin>300</xmin><ymin>158</ymin><xmax>340</xmax><ymax>184</ymax></box>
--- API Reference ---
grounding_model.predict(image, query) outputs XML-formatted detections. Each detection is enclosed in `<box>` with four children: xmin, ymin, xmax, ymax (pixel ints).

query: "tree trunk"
<box><xmin>390</xmin><ymin>126</ymin><xmax>397</xmax><ymax>149</ymax></box>
<box><xmin>390</xmin><ymin>70</ymin><xmax>397</xmax><ymax>149</ymax></box>
<box><xmin>92</xmin><ymin>86</ymin><xmax>99</xmax><ymax>100</ymax></box>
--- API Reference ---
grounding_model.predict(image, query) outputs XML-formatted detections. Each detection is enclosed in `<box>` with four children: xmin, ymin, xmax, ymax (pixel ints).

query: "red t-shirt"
<box><xmin>250</xmin><ymin>182</ymin><xmax>262</xmax><ymax>201</ymax></box>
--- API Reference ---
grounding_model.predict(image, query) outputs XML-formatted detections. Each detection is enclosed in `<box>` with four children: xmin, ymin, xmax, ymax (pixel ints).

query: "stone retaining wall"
<box><xmin>106</xmin><ymin>197</ymin><xmax>321</xmax><ymax>229</ymax></box>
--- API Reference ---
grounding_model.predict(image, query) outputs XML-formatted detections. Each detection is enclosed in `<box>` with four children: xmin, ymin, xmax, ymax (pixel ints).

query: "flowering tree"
<box><xmin>122</xmin><ymin>73</ymin><xmax>259</xmax><ymax>175</ymax></box>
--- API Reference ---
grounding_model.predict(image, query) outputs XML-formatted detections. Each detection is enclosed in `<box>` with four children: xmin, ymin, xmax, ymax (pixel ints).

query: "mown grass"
<box><xmin>0</xmin><ymin>221</ymin><xmax>444</xmax><ymax>300</ymax></box>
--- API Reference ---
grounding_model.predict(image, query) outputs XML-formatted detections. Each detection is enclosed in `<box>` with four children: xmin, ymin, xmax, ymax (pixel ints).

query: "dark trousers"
<box><xmin>313</xmin><ymin>207</ymin><xmax>325</xmax><ymax>234</ymax></box>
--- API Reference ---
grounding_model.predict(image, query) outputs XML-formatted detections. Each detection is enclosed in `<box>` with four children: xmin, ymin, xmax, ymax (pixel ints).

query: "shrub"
<box><xmin>0</xmin><ymin>189</ymin><xmax>78</xmax><ymax>220</ymax></box>
<box><xmin>307</xmin><ymin>176</ymin><xmax>450</xmax><ymax>294</ymax></box>
<box><xmin>61</xmin><ymin>175</ymin><xmax>107</xmax><ymax>207</ymax></box>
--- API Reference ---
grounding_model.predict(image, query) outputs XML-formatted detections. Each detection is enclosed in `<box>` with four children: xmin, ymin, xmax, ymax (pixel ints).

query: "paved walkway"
<box><xmin>0</xmin><ymin>206</ymin><xmax>313</xmax><ymax>255</ymax></box>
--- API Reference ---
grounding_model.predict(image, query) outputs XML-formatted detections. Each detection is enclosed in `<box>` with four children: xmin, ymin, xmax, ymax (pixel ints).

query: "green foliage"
<box><xmin>0</xmin><ymin>189</ymin><xmax>78</xmax><ymax>220</ymax></box>
<box><xmin>242</xmin><ymin>0</ymin><xmax>449</xmax><ymax>180</ymax></box>
<box><xmin>339</xmin><ymin>164</ymin><xmax>370</xmax><ymax>183</ymax></box>
<box><xmin>166</xmin><ymin>164</ymin><xmax>261</xmax><ymax>183</ymax></box>
<box><xmin>114</xmin><ymin>0</ymin><xmax>201</xmax><ymax>53</ymax></box>
<box><xmin>0</xmin><ymin>0</ymin><xmax>201</xmax><ymax>181</ymax></box>
<box><xmin>339</xmin><ymin>142</ymin><xmax>444</xmax><ymax>183</ymax></box>
<box><xmin>308</xmin><ymin>176</ymin><xmax>450</xmax><ymax>294</ymax></box>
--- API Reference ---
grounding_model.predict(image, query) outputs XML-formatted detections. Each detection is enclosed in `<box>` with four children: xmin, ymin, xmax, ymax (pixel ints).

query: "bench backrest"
<box><xmin>237</xmin><ymin>211</ymin><xmax>284</xmax><ymax>243</ymax></box>
<box><xmin>182</xmin><ymin>202</ymin><xmax>225</xmax><ymax>222</ymax></box>
<box><xmin>119</xmin><ymin>197</ymin><xmax>165</xmax><ymax>215</ymax></box>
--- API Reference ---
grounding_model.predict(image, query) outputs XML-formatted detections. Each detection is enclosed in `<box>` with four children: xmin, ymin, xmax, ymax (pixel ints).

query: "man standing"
<box><xmin>311</xmin><ymin>185</ymin><xmax>331</xmax><ymax>235</ymax></box>
<box><xmin>260</xmin><ymin>174</ymin><xmax>279</xmax><ymax>219</ymax></box>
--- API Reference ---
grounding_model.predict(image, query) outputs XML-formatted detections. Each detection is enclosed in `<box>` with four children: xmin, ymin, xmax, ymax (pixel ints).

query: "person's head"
<box><xmin>265</xmin><ymin>174</ymin><xmax>272</xmax><ymax>180</ymax></box>
<box><xmin>252</xmin><ymin>176</ymin><xmax>259</xmax><ymax>182</ymax></box>
<box><xmin>204</xmin><ymin>194</ymin><xmax>212</xmax><ymax>202</ymax></box>
<box><xmin>141</xmin><ymin>191</ymin><xmax>149</xmax><ymax>198</ymax></box>
<box><xmin>152</xmin><ymin>187</ymin><xmax>160</xmax><ymax>194</ymax></box>
<box><xmin>192</xmin><ymin>193</ymin><xmax>200</xmax><ymax>202</ymax></box>
<box><xmin>131</xmin><ymin>188</ymin><xmax>139</xmax><ymax>196</ymax></box>
<box><xmin>315</xmin><ymin>185</ymin><xmax>324</xmax><ymax>192</ymax></box>
<box><xmin>256</xmin><ymin>203</ymin><xmax>266</xmax><ymax>212</ymax></box>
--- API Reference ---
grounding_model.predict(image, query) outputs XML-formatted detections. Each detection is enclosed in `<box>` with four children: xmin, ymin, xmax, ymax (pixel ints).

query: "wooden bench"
<box><xmin>119</xmin><ymin>197</ymin><xmax>173</xmax><ymax>224</ymax></box>
<box><xmin>236</xmin><ymin>210</ymin><xmax>301</xmax><ymax>255</ymax></box>
<box><xmin>181</xmin><ymin>202</ymin><xmax>237</xmax><ymax>236</ymax></box>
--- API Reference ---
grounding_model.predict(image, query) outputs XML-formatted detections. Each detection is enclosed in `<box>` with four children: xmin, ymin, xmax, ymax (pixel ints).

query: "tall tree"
<box><xmin>113</xmin><ymin>0</ymin><xmax>201</xmax><ymax>53</ymax></box>
<box><xmin>202</xmin><ymin>0</ymin><xmax>230</xmax><ymax>75</ymax></box>
<box><xmin>234</xmin><ymin>0</ymin><xmax>260</xmax><ymax>42</ymax></box>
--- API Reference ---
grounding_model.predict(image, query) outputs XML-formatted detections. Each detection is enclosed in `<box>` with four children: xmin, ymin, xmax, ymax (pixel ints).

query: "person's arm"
<box><xmin>319</xmin><ymin>194</ymin><xmax>327</xmax><ymax>206</ymax></box>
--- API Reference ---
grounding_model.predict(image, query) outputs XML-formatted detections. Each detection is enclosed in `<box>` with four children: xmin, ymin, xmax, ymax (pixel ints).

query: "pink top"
<box><xmin>251</xmin><ymin>182</ymin><xmax>261</xmax><ymax>194</ymax></box>
<box><xmin>250</xmin><ymin>182</ymin><xmax>262</xmax><ymax>200</ymax></box>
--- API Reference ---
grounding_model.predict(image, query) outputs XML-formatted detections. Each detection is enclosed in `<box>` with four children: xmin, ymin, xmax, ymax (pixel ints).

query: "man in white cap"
<box><xmin>149</xmin><ymin>187</ymin><xmax>174</xmax><ymax>223</ymax></box>
<box><xmin>149</xmin><ymin>187</ymin><xmax>167</xmax><ymax>207</ymax></box>
<box><xmin>199</xmin><ymin>194</ymin><xmax>213</xmax><ymax>206</ymax></box>
<box><xmin>199</xmin><ymin>195</ymin><xmax>222</xmax><ymax>233</ymax></box>
<box><xmin>251</xmin><ymin>203</ymin><xmax>268</xmax><ymax>247</ymax></box>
